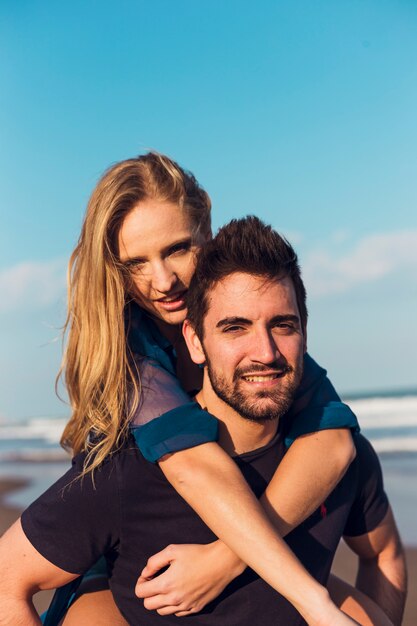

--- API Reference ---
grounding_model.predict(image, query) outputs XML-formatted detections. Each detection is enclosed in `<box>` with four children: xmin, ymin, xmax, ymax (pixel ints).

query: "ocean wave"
<box><xmin>1</xmin><ymin>397</ymin><xmax>417</xmax><ymax>458</ymax></box>
<box><xmin>369</xmin><ymin>437</ymin><xmax>417</xmax><ymax>454</ymax></box>
<box><xmin>0</xmin><ymin>448</ymin><xmax>69</xmax><ymax>463</ymax></box>
<box><xmin>349</xmin><ymin>396</ymin><xmax>417</xmax><ymax>429</ymax></box>
<box><xmin>0</xmin><ymin>418</ymin><xmax>67</xmax><ymax>443</ymax></box>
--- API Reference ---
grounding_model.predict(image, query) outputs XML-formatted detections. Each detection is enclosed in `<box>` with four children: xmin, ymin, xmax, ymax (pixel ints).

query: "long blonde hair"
<box><xmin>59</xmin><ymin>152</ymin><xmax>211</xmax><ymax>475</ymax></box>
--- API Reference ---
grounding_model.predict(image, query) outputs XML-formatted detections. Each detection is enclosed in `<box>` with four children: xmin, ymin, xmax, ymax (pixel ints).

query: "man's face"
<box><xmin>197</xmin><ymin>272</ymin><xmax>306</xmax><ymax>422</ymax></box>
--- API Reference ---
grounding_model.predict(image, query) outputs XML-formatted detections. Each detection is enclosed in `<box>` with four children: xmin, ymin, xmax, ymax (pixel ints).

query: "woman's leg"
<box><xmin>60</xmin><ymin>586</ymin><xmax>127</xmax><ymax>626</ymax></box>
<box><xmin>329</xmin><ymin>574</ymin><xmax>394</xmax><ymax>626</ymax></box>
<box><xmin>56</xmin><ymin>574</ymin><xmax>395</xmax><ymax>626</ymax></box>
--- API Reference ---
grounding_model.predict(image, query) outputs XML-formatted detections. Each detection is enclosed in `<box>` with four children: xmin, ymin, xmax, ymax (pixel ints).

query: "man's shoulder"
<box><xmin>66</xmin><ymin>434</ymin><xmax>147</xmax><ymax>490</ymax></box>
<box><xmin>343</xmin><ymin>433</ymin><xmax>389</xmax><ymax>537</ymax></box>
<box><xmin>346</xmin><ymin>432</ymin><xmax>386</xmax><ymax>501</ymax></box>
<box><xmin>353</xmin><ymin>433</ymin><xmax>382</xmax><ymax>474</ymax></box>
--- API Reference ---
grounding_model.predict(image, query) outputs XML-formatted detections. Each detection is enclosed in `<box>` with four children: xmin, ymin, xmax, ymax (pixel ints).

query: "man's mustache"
<box><xmin>233</xmin><ymin>362</ymin><xmax>293</xmax><ymax>382</ymax></box>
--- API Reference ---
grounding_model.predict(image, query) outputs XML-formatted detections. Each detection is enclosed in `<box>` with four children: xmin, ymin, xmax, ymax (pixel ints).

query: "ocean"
<box><xmin>1</xmin><ymin>392</ymin><xmax>417</xmax><ymax>544</ymax></box>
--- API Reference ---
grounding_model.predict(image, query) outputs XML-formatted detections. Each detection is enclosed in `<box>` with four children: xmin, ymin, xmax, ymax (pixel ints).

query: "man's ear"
<box><xmin>303</xmin><ymin>326</ymin><xmax>307</xmax><ymax>354</ymax></box>
<box><xmin>183</xmin><ymin>319</ymin><xmax>206</xmax><ymax>365</ymax></box>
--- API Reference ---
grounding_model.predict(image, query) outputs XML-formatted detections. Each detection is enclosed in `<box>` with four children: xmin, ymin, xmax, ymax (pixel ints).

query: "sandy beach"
<box><xmin>0</xmin><ymin>476</ymin><xmax>415</xmax><ymax>624</ymax></box>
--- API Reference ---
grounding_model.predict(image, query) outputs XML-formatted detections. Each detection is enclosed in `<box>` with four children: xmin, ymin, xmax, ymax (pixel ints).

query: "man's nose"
<box><xmin>151</xmin><ymin>260</ymin><xmax>177</xmax><ymax>293</ymax></box>
<box><xmin>251</xmin><ymin>329</ymin><xmax>280</xmax><ymax>364</ymax></box>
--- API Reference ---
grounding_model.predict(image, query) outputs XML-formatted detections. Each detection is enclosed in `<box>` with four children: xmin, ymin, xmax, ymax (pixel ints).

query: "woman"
<box><xmin>44</xmin><ymin>152</ymin><xmax>367</xmax><ymax>625</ymax></box>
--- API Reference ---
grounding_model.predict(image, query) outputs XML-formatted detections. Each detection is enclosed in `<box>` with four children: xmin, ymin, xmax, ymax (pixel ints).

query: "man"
<box><xmin>0</xmin><ymin>217</ymin><xmax>406</xmax><ymax>626</ymax></box>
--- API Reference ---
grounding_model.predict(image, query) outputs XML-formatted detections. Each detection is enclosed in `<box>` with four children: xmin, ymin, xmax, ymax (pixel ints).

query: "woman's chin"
<box><xmin>151</xmin><ymin>305</ymin><xmax>188</xmax><ymax>327</ymax></box>
<box><xmin>132</xmin><ymin>297</ymin><xmax>187</xmax><ymax>326</ymax></box>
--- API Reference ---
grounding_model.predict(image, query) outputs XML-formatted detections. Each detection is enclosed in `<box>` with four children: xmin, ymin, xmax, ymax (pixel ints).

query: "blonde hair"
<box><xmin>59</xmin><ymin>152</ymin><xmax>211</xmax><ymax>475</ymax></box>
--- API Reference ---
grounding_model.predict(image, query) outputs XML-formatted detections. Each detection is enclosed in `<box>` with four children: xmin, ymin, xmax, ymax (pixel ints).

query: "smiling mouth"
<box><xmin>239</xmin><ymin>365</ymin><xmax>291</xmax><ymax>383</ymax></box>
<box><xmin>242</xmin><ymin>374</ymin><xmax>281</xmax><ymax>382</ymax></box>
<box><xmin>154</xmin><ymin>291</ymin><xmax>188</xmax><ymax>312</ymax></box>
<box><xmin>156</xmin><ymin>290</ymin><xmax>187</xmax><ymax>303</ymax></box>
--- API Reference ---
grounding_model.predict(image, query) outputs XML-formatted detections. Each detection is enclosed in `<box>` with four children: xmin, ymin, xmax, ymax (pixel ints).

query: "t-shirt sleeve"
<box><xmin>129</xmin><ymin>358</ymin><xmax>219</xmax><ymax>463</ymax></box>
<box><xmin>129</xmin><ymin>358</ymin><xmax>192</xmax><ymax>425</ymax></box>
<box><xmin>21</xmin><ymin>453</ymin><xmax>120</xmax><ymax>575</ymax></box>
<box><xmin>284</xmin><ymin>353</ymin><xmax>360</xmax><ymax>447</ymax></box>
<box><xmin>343</xmin><ymin>434</ymin><xmax>389</xmax><ymax>537</ymax></box>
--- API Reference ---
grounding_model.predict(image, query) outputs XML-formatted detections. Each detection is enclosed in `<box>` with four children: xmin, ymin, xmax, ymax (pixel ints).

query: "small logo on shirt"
<box><xmin>320</xmin><ymin>503</ymin><xmax>327</xmax><ymax>518</ymax></box>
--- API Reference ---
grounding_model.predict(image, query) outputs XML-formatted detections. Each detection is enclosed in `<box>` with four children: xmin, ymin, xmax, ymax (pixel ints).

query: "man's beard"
<box><xmin>205</xmin><ymin>357</ymin><xmax>303</xmax><ymax>423</ymax></box>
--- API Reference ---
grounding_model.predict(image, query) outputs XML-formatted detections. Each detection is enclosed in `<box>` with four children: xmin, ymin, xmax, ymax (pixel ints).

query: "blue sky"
<box><xmin>1</xmin><ymin>0</ymin><xmax>416</xmax><ymax>420</ymax></box>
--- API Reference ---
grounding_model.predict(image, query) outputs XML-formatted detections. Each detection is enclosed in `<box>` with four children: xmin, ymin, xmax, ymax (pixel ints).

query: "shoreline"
<box><xmin>0</xmin><ymin>477</ymin><xmax>29</xmax><ymax>533</ymax></box>
<box><xmin>1</xmin><ymin>477</ymin><xmax>415</xmax><ymax>624</ymax></box>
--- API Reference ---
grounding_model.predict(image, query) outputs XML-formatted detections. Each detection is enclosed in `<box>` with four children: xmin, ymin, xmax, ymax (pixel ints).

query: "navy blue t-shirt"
<box><xmin>22</xmin><ymin>431</ymin><xmax>388</xmax><ymax>626</ymax></box>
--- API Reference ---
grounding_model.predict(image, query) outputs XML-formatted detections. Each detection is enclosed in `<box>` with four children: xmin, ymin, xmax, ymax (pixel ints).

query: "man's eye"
<box><xmin>274</xmin><ymin>323</ymin><xmax>295</xmax><ymax>332</ymax></box>
<box><xmin>223</xmin><ymin>325</ymin><xmax>244</xmax><ymax>333</ymax></box>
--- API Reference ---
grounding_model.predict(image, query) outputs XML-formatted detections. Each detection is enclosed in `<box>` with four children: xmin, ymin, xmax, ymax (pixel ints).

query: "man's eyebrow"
<box><xmin>216</xmin><ymin>314</ymin><xmax>301</xmax><ymax>329</ymax></box>
<box><xmin>270</xmin><ymin>314</ymin><xmax>300</xmax><ymax>325</ymax></box>
<box><xmin>216</xmin><ymin>317</ymin><xmax>253</xmax><ymax>329</ymax></box>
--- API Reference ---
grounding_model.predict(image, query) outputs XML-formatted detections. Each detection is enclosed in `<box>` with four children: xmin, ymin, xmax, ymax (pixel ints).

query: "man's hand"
<box><xmin>136</xmin><ymin>542</ymin><xmax>245</xmax><ymax>616</ymax></box>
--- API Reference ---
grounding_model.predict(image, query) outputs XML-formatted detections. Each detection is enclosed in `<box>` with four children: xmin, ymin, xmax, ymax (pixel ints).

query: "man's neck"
<box><xmin>195</xmin><ymin>380</ymin><xmax>278</xmax><ymax>457</ymax></box>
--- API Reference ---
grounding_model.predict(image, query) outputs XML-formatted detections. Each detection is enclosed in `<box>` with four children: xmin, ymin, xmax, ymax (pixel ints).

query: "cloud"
<box><xmin>0</xmin><ymin>258</ymin><xmax>66</xmax><ymax>313</ymax></box>
<box><xmin>2</xmin><ymin>229</ymin><xmax>417</xmax><ymax>310</ymax></box>
<box><xmin>303</xmin><ymin>229</ymin><xmax>417</xmax><ymax>297</ymax></box>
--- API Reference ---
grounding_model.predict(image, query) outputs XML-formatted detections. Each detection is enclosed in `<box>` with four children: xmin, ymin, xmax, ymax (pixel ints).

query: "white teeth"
<box><xmin>243</xmin><ymin>375</ymin><xmax>277</xmax><ymax>382</ymax></box>
<box><xmin>162</xmin><ymin>295</ymin><xmax>183</xmax><ymax>303</ymax></box>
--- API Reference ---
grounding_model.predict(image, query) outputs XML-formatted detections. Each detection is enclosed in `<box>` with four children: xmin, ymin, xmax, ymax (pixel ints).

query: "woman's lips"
<box><xmin>155</xmin><ymin>291</ymin><xmax>187</xmax><ymax>312</ymax></box>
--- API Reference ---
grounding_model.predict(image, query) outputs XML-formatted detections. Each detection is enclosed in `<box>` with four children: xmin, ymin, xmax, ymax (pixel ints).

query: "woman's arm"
<box><xmin>131</xmin><ymin>358</ymin><xmax>358</xmax><ymax>622</ymax></box>
<box><xmin>261</xmin><ymin>427</ymin><xmax>355</xmax><ymax>534</ymax></box>
<box><xmin>267</xmin><ymin>354</ymin><xmax>357</xmax><ymax>534</ymax></box>
<box><xmin>158</xmin><ymin>442</ymin><xmax>358</xmax><ymax>626</ymax></box>
<box><xmin>136</xmin><ymin>429</ymin><xmax>355</xmax><ymax>616</ymax></box>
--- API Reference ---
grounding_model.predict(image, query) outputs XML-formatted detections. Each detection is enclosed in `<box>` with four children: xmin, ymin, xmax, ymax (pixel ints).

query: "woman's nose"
<box><xmin>151</xmin><ymin>260</ymin><xmax>177</xmax><ymax>293</ymax></box>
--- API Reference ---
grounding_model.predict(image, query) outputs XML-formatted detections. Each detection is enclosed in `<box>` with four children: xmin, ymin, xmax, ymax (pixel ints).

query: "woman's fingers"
<box><xmin>138</xmin><ymin>545</ymin><xmax>174</xmax><ymax>581</ymax></box>
<box><xmin>143</xmin><ymin>592</ymin><xmax>181</xmax><ymax>611</ymax></box>
<box><xmin>142</xmin><ymin>593</ymin><xmax>196</xmax><ymax>615</ymax></box>
<box><xmin>136</xmin><ymin>574</ymin><xmax>168</xmax><ymax>599</ymax></box>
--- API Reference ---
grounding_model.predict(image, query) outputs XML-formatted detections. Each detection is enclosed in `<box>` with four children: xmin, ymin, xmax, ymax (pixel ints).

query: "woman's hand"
<box><xmin>135</xmin><ymin>541</ymin><xmax>245</xmax><ymax>616</ymax></box>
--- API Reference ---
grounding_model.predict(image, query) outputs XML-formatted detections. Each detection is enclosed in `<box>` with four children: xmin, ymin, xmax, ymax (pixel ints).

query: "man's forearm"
<box><xmin>355</xmin><ymin>551</ymin><xmax>407</xmax><ymax>626</ymax></box>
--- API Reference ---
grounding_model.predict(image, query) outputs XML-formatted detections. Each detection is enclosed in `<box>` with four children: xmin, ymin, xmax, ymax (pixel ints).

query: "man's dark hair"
<box><xmin>186</xmin><ymin>215</ymin><xmax>308</xmax><ymax>338</ymax></box>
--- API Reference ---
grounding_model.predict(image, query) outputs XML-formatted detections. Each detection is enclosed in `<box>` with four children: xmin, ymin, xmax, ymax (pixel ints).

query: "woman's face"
<box><xmin>118</xmin><ymin>199</ymin><xmax>206</xmax><ymax>326</ymax></box>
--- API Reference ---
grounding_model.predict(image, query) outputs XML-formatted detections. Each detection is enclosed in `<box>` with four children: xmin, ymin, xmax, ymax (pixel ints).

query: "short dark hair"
<box><xmin>186</xmin><ymin>215</ymin><xmax>308</xmax><ymax>338</ymax></box>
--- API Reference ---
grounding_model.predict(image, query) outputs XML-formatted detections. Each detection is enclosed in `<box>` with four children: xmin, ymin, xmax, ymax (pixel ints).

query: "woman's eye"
<box><xmin>169</xmin><ymin>241</ymin><xmax>191</xmax><ymax>256</ymax></box>
<box><xmin>125</xmin><ymin>259</ymin><xmax>146</xmax><ymax>273</ymax></box>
